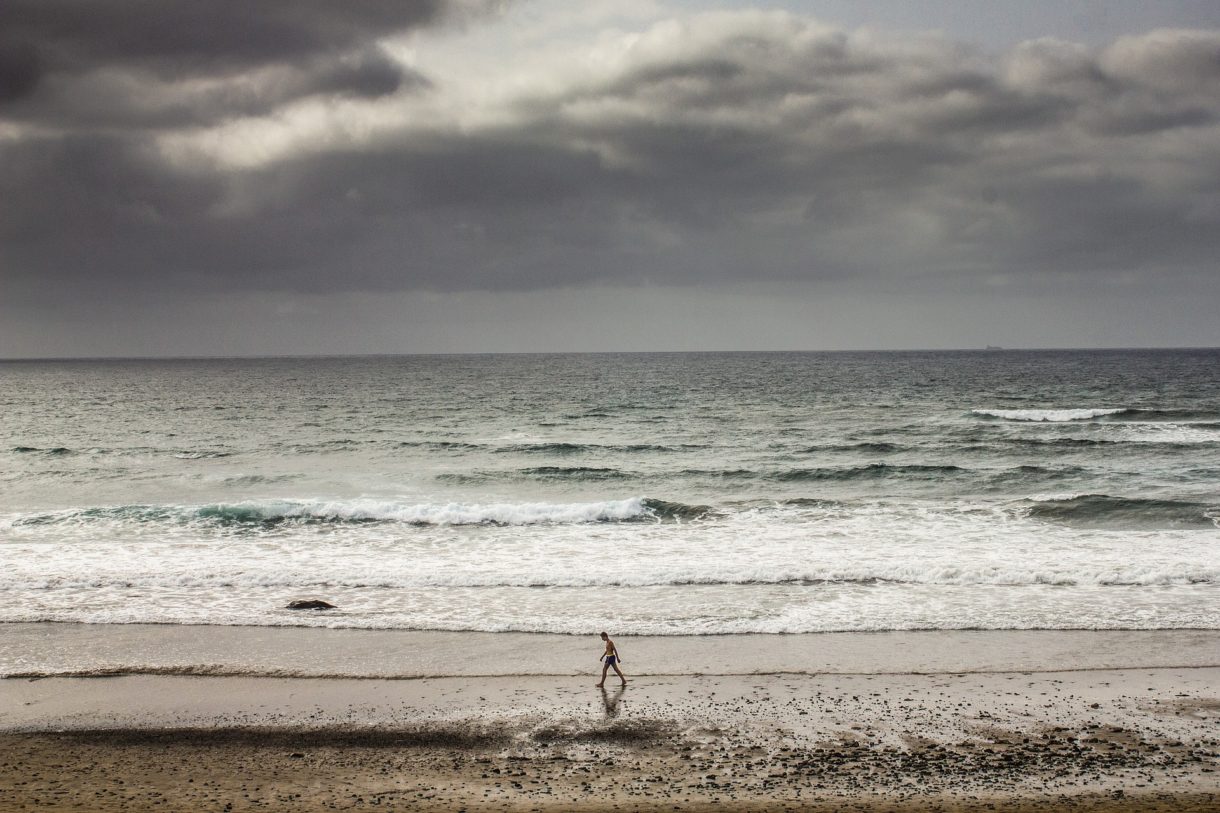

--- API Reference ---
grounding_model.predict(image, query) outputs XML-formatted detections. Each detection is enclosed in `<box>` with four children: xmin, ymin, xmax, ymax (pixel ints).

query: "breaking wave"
<box><xmin>6</xmin><ymin>497</ymin><xmax>713</xmax><ymax>528</ymax></box>
<box><xmin>973</xmin><ymin>407</ymin><xmax>1220</xmax><ymax>423</ymax></box>
<box><xmin>973</xmin><ymin>408</ymin><xmax>1127</xmax><ymax>422</ymax></box>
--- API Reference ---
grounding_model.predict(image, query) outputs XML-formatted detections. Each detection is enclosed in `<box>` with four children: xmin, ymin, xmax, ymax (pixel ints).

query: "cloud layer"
<box><xmin>2</xmin><ymin>3</ymin><xmax>1218</xmax><ymax>331</ymax></box>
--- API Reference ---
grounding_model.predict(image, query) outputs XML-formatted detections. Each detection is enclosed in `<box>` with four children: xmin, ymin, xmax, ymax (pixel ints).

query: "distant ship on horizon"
<box><xmin>985</xmin><ymin>345</ymin><xmax>1005</xmax><ymax>351</ymax></box>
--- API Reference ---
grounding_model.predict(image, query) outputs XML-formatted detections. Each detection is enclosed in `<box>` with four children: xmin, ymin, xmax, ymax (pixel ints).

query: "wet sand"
<box><xmin>2</xmin><ymin>664</ymin><xmax>1217</xmax><ymax>811</ymax></box>
<box><xmin>5</xmin><ymin>625</ymin><xmax>1219</xmax><ymax>679</ymax></box>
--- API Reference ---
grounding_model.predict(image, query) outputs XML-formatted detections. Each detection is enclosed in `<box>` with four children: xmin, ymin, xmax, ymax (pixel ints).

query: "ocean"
<box><xmin>1</xmin><ymin>350</ymin><xmax>1217</xmax><ymax>640</ymax></box>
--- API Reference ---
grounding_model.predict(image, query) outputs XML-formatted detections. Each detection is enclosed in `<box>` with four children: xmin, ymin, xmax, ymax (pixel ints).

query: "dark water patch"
<box><xmin>10</xmin><ymin>446</ymin><xmax>72</xmax><ymax>455</ymax></box>
<box><xmin>1115</xmin><ymin>408</ymin><xmax>1220</xmax><ymax>422</ymax></box>
<box><xmin>395</xmin><ymin>440</ymin><xmax>484</xmax><ymax>451</ymax></box>
<box><xmin>1024</xmin><ymin>494</ymin><xmax>1219</xmax><ymax>529</ymax></box>
<box><xmin>857</xmin><ymin>425</ymin><xmax>929</xmax><ymax>437</ymax></box>
<box><xmin>782</xmin><ymin>498</ymin><xmax>843</xmax><ymax>508</ymax></box>
<box><xmin>173</xmin><ymin>451</ymin><xmax>233</xmax><ymax>459</ymax></box>
<box><xmin>500</xmin><ymin>442</ymin><xmax>603</xmax><ymax>454</ymax></box>
<box><xmin>221</xmin><ymin>474</ymin><xmax>302</xmax><ymax>486</ymax></box>
<box><xmin>964</xmin><ymin>435</ymin><xmax>1213</xmax><ymax>452</ymax></box>
<box><xmin>773</xmin><ymin>464</ymin><xmax>965</xmax><ymax>482</ymax></box>
<box><xmin>678</xmin><ymin>468</ymin><xmax>757</xmax><ymax>480</ymax></box>
<box><xmin>798</xmin><ymin>442</ymin><xmax>906</xmax><ymax>454</ymax></box>
<box><xmin>192</xmin><ymin>504</ymin><xmax>335</xmax><ymax>526</ymax></box>
<box><xmin>497</xmin><ymin>442</ymin><xmax>701</xmax><ymax>455</ymax></box>
<box><xmin>289</xmin><ymin>439</ymin><xmax>368</xmax><ymax>453</ymax></box>
<box><xmin>435</xmin><ymin>472</ymin><xmax>492</xmax><ymax>485</ymax></box>
<box><xmin>679</xmin><ymin>464</ymin><xmax>968</xmax><ymax>482</ymax></box>
<box><xmin>517</xmin><ymin>466</ymin><xmax>634</xmax><ymax>480</ymax></box>
<box><xmin>14</xmin><ymin>505</ymin><xmax>178</xmax><ymax>526</ymax></box>
<box><xmin>1008</xmin><ymin>437</ymin><xmax>1119</xmax><ymax>448</ymax></box>
<box><xmin>642</xmin><ymin>497</ymin><xmax>716</xmax><ymax>521</ymax></box>
<box><xmin>986</xmin><ymin>465</ymin><xmax>1089</xmax><ymax>484</ymax></box>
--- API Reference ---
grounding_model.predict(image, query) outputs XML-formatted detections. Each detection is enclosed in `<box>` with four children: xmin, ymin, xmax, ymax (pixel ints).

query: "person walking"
<box><xmin>596</xmin><ymin>631</ymin><xmax>627</xmax><ymax>687</ymax></box>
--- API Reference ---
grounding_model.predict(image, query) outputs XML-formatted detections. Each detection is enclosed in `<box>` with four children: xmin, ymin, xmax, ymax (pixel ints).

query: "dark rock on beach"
<box><xmin>285</xmin><ymin>599</ymin><xmax>336</xmax><ymax>610</ymax></box>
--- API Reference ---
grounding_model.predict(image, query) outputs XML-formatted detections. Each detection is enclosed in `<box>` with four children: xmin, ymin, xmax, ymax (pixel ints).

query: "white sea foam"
<box><xmin>1094</xmin><ymin>423</ymin><xmax>1220</xmax><ymax>445</ymax></box>
<box><xmin>2</xmin><ymin>498</ymin><xmax>1217</xmax><ymax>633</ymax></box>
<box><xmin>3</xmin><ymin>580</ymin><xmax>1217</xmax><ymax>636</ymax></box>
<box><xmin>3</xmin><ymin>497</ymin><xmax>662</xmax><ymax>529</ymax></box>
<box><xmin>5</xmin><ymin>562</ymin><xmax>1214</xmax><ymax>591</ymax></box>
<box><xmin>231</xmin><ymin>496</ymin><xmax>656</xmax><ymax>525</ymax></box>
<box><xmin>973</xmin><ymin>408</ymin><xmax>1127</xmax><ymax>422</ymax></box>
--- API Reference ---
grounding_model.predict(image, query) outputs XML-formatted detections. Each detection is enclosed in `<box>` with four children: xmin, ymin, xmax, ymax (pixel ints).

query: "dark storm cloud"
<box><xmin>0</xmin><ymin>0</ymin><xmax>449</xmax><ymax>76</ymax></box>
<box><xmin>2</xmin><ymin>47</ymin><xmax>430</xmax><ymax>131</ymax></box>
<box><xmin>0</xmin><ymin>0</ymin><xmax>457</xmax><ymax>127</ymax></box>
<box><xmin>0</xmin><ymin>40</ymin><xmax>41</xmax><ymax>103</ymax></box>
<box><xmin>2</xmin><ymin>8</ymin><xmax>1220</xmax><ymax>303</ymax></box>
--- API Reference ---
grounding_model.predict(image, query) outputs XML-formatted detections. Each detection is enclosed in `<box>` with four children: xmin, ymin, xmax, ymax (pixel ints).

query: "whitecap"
<box><xmin>972</xmin><ymin>408</ymin><xmax>1126</xmax><ymax>422</ymax></box>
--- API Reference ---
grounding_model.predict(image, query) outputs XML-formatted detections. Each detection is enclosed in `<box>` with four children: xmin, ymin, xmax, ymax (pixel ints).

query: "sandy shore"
<box><xmin>3</xmin><ymin>662</ymin><xmax>1218</xmax><ymax>810</ymax></box>
<box><xmin>4</xmin><ymin>624</ymin><xmax>1219</xmax><ymax>678</ymax></box>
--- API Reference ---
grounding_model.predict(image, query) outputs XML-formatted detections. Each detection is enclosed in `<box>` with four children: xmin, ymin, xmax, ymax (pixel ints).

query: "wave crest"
<box><xmin>973</xmin><ymin>407</ymin><xmax>1219</xmax><ymax>423</ymax></box>
<box><xmin>973</xmin><ymin>408</ymin><xmax>1126</xmax><ymax>422</ymax></box>
<box><xmin>1025</xmin><ymin>494</ymin><xmax>1220</xmax><ymax>529</ymax></box>
<box><xmin>8</xmin><ymin>496</ymin><xmax>713</xmax><ymax>528</ymax></box>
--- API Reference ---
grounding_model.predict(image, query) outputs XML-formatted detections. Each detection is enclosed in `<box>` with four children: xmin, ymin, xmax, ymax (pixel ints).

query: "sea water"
<box><xmin>1</xmin><ymin>350</ymin><xmax>1217</xmax><ymax>637</ymax></box>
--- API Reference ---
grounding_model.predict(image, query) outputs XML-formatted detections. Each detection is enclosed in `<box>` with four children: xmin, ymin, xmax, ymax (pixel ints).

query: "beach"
<box><xmin>5</xmin><ymin>0</ymin><xmax>1220</xmax><ymax>797</ymax></box>
<box><xmin>2</xmin><ymin>355</ymin><xmax>1217</xmax><ymax>808</ymax></box>
<box><xmin>2</xmin><ymin>628</ymin><xmax>1217</xmax><ymax>811</ymax></box>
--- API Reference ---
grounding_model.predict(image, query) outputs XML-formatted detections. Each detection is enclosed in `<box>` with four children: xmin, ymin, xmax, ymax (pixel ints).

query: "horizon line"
<box><xmin>3</xmin><ymin>346</ymin><xmax>1219</xmax><ymax>363</ymax></box>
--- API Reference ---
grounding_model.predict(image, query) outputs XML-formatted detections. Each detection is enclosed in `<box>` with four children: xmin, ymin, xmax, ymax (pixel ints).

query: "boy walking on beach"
<box><xmin>597</xmin><ymin>631</ymin><xmax>627</xmax><ymax>687</ymax></box>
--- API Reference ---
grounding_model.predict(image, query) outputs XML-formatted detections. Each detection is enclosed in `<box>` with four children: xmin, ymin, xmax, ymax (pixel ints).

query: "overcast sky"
<box><xmin>2</xmin><ymin>0</ymin><xmax>1219</xmax><ymax>356</ymax></box>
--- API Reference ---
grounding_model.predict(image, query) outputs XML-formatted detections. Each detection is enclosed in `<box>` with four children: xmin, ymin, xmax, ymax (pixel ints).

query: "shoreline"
<box><xmin>4</xmin><ymin>624</ymin><xmax>1219</xmax><ymax>679</ymax></box>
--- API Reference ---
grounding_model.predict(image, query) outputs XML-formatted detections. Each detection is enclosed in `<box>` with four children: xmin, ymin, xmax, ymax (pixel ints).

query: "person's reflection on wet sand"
<box><xmin>599</xmin><ymin>684</ymin><xmax>625</xmax><ymax>718</ymax></box>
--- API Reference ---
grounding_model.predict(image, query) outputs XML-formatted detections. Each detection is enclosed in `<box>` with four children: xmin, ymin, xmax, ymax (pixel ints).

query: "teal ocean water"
<box><xmin>1</xmin><ymin>350</ymin><xmax>1217</xmax><ymax>636</ymax></box>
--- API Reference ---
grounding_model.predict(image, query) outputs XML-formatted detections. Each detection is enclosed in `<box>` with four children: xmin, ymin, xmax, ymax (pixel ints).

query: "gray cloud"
<box><xmin>0</xmin><ymin>40</ymin><xmax>40</xmax><ymax>102</ymax></box>
<box><xmin>0</xmin><ymin>0</ymin><xmax>461</xmax><ymax>128</ymax></box>
<box><xmin>2</xmin><ymin>7</ymin><xmax>1219</xmax><ymax>314</ymax></box>
<box><xmin>2</xmin><ymin>46</ymin><xmax>430</xmax><ymax>131</ymax></box>
<box><xmin>0</xmin><ymin>0</ymin><xmax>450</xmax><ymax>75</ymax></box>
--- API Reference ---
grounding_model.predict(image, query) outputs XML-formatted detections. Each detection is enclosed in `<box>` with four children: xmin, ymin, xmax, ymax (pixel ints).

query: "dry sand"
<box><xmin>2</xmin><ymin>664</ymin><xmax>1217</xmax><ymax>811</ymax></box>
